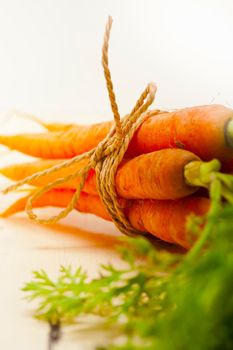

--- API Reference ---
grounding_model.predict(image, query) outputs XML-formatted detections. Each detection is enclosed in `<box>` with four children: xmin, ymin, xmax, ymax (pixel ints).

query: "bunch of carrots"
<box><xmin>1</xmin><ymin>103</ymin><xmax>233</xmax><ymax>249</ymax></box>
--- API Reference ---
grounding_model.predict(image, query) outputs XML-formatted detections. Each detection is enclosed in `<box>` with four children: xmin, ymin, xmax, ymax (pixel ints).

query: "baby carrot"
<box><xmin>37</xmin><ymin>122</ymin><xmax>73</xmax><ymax>132</ymax></box>
<box><xmin>26</xmin><ymin>114</ymin><xmax>74</xmax><ymax>132</ymax></box>
<box><xmin>127</xmin><ymin>104</ymin><xmax>233</xmax><ymax>166</ymax></box>
<box><xmin>0</xmin><ymin>158</ymin><xmax>97</xmax><ymax>195</ymax></box>
<box><xmin>126</xmin><ymin>197</ymin><xmax>209</xmax><ymax>248</ymax></box>
<box><xmin>8</xmin><ymin>111</ymin><xmax>74</xmax><ymax>132</ymax></box>
<box><xmin>0</xmin><ymin>149</ymin><xmax>201</xmax><ymax>200</ymax></box>
<box><xmin>0</xmin><ymin>104</ymin><xmax>232</xmax><ymax>166</ymax></box>
<box><xmin>0</xmin><ymin>189</ymin><xmax>111</xmax><ymax>221</ymax></box>
<box><xmin>115</xmin><ymin>149</ymin><xmax>200</xmax><ymax>199</ymax></box>
<box><xmin>0</xmin><ymin>188</ymin><xmax>209</xmax><ymax>249</ymax></box>
<box><xmin>0</xmin><ymin>122</ymin><xmax>112</xmax><ymax>159</ymax></box>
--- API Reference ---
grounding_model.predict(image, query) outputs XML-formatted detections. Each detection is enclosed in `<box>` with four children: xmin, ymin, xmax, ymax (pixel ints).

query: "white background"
<box><xmin>0</xmin><ymin>0</ymin><xmax>233</xmax><ymax>123</ymax></box>
<box><xmin>0</xmin><ymin>1</ymin><xmax>233</xmax><ymax>349</ymax></box>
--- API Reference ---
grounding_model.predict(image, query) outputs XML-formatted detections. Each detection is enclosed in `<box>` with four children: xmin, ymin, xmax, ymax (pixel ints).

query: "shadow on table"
<box><xmin>1</xmin><ymin>214</ymin><xmax>185</xmax><ymax>254</ymax></box>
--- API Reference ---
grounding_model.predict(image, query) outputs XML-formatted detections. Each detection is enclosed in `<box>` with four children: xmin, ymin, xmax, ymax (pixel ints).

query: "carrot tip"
<box><xmin>11</xmin><ymin>110</ymin><xmax>46</xmax><ymax>127</ymax></box>
<box><xmin>0</xmin><ymin>210</ymin><xmax>10</xmax><ymax>218</ymax></box>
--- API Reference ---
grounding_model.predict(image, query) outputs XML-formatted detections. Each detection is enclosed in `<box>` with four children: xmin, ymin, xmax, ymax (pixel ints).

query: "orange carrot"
<box><xmin>126</xmin><ymin>197</ymin><xmax>209</xmax><ymax>248</ymax></box>
<box><xmin>0</xmin><ymin>158</ymin><xmax>97</xmax><ymax>195</ymax></box>
<box><xmin>115</xmin><ymin>149</ymin><xmax>200</xmax><ymax>199</ymax></box>
<box><xmin>0</xmin><ymin>189</ymin><xmax>111</xmax><ymax>221</ymax></box>
<box><xmin>127</xmin><ymin>105</ymin><xmax>233</xmax><ymax>166</ymax></box>
<box><xmin>39</xmin><ymin>122</ymin><xmax>73</xmax><ymax>132</ymax></box>
<box><xmin>29</xmin><ymin>115</ymin><xmax>74</xmax><ymax>132</ymax></box>
<box><xmin>0</xmin><ymin>188</ymin><xmax>209</xmax><ymax>249</ymax></box>
<box><xmin>0</xmin><ymin>122</ymin><xmax>112</xmax><ymax>158</ymax></box>
<box><xmin>0</xmin><ymin>105</ymin><xmax>232</xmax><ymax>166</ymax></box>
<box><xmin>0</xmin><ymin>149</ymin><xmax>201</xmax><ymax>200</ymax></box>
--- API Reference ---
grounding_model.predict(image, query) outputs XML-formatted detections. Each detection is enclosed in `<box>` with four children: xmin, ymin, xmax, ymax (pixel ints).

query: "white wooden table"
<box><xmin>0</xmin><ymin>213</ymin><xmax>122</xmax><ymax>349</ymax></box>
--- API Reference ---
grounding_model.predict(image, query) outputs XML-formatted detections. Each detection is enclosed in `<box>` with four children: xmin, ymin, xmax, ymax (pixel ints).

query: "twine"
<box><xmin>2</xmin><ymin>16</ymin><xmax>157</xmax><ymax>237</ymax></box>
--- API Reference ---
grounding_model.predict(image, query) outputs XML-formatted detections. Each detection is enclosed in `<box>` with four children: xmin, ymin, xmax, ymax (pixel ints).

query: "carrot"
<box><xmin>127</xmin><ymin>105</ymin><xmax>233</xmax><ymax>167</ymax></box>
<box><xmin>126</xmin><ymin>197</ymin><xmax>210</xmax><ymax>248</ymax></box>
<box><xmin>31</xmin><ymin>116</ymin><xmax>74</xmax><ymax>132</ymax></box>
<box><xmin>0</xmin><ymin>130</ymin><xmax>76</xmax><ymax>159</ymax></box>
<box><xmin>38</xmin><ymin>122</ymin><xmax>74</xmax><ymax>132</ymax></box>
<box><xmin>0</xmin><ymin>188</ymin><xmax>209</xmax><ymax>249</ymax></box>
<box><xmin>223</xmin><ymin>159</ymin><xmax>233</xmax><ymax>173</ymax></box>
<box><xmin>0</xmin><ymin>105</ymin><xmax>232</xmax><ymax>166</ymax></box>
<box><xmin>0</xmin><ymin>149</ymin><xmax>202</xmax><ymax>200</ymax></box>
<box><xmin>0</xmin><ymin>189</ymin><xmax>111</xmax><ymax>221</ymax></box>
<box><xmin>16</xmin><ymin>112</ymin><xmax>74</xmax><ymax>132</ymax></box>
<box><xmin>0</xmin><ymin>158</ymin><xmax>97</xmax><ymax>195</ymax></box>
<box><xmin>0</xmin><ymin>122</ymin><xmax>112</xmax><ymax>158</ymax></box>
<box><xmin>115</xmin><ymin>149</ymin><xmax>200</xmax><ymax>199</ymax></box>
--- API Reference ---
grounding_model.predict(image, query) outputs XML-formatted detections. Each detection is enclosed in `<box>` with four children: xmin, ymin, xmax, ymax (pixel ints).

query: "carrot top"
<box><xmin>22</xmin><ymin>200</ymin><xmax>233</xmax><ymax>350</ymax></box>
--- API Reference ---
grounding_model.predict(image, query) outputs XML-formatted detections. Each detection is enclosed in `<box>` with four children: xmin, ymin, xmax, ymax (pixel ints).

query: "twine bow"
<box><xmin>2</xmin><ymin>16</ymin><xmax>157</xmax><ymax>237</ymax></box>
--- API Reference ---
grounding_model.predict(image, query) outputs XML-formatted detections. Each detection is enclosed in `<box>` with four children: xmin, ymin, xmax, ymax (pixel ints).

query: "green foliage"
<box><xmin>22</xmin><ymin>204</ymin><xmax>233</xmax><ymax>350</ymax></box>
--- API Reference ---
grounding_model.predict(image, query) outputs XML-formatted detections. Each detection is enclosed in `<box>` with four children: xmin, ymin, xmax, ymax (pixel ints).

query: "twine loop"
<box><xmin>2</xmin><ymin>16</ymin><xmax>158</xmax><ymax>237</ymax></box>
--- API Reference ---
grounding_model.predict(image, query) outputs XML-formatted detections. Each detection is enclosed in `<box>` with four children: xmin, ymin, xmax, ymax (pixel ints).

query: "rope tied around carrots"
<box><xmin>2</xmin><ymin>16</ymin><xmax>158</xmax><ymax>237</ymax></box>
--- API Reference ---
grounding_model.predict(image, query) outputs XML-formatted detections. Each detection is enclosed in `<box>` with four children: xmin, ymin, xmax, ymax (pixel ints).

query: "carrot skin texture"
<box><xmin>0</xmin><ymin>149</ymin><xmax>200</xmax><ymax>200</ymax></box>
<box><xmin>0</xmin><ymin>122</ymin><xmax>112</xmax><ymax>159</ymax></box>
<box><xmin>0</xmin><ymin>105</ymin><xmax>232</xmax><ymax>165</ymax></box>
<box><xmin>115</xmin><ymin>149</ymin><xmax>199</xmax><ymax>199</ymax></box>
<box><xmin>126</xmin><ymin>197</ymin><xmax>210</xmax><ymax>248</ymax></box>
<box><xmin>0</xmin><ymin>189</ymin><xmax>111</xmax><ymax>221</ymax></box>
<box><xmin>127</xmin><ymin>104</ymin><xmax>233</xmax><ymax>165</ymax></box>
<box><xmin>0</xmin><ymin>158</ymin><xmax>97</xmax><ymax>195</ymax></box>
<box><xmin>40</xmin><ymin>123</ymin><xmax>74</xmax><ymax>132</ymax></box>
<box><xmin>0</xmin><ymin>131</ymin><xmax>76</xmax><ymax>159</ymax></box>
<box><xmin>0</xmin><ymin>188</ymin><xmax>209</xmax><ymax>249</ymax></box>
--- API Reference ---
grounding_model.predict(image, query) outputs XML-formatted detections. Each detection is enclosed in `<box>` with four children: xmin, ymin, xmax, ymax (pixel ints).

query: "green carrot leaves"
<box><xmin>22</xmin><ymin>204</ymin><xmax>233</xmax><ymax>350</ymax></box>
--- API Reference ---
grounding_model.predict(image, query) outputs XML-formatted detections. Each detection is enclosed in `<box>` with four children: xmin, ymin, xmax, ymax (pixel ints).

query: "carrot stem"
<box><xmin>184</xmin><ymin>158</ymin><xmax>233</xmax><ymax>204</ymax></box>
<box><xmin>184</xmin><ymin>159</ymin><xmax>233</xmax><ymax>203</ymax></box>
<box><xmin>217</xmin><ymin>172</ymin><xmax>233</xmax><ymax>191</ymax></box>
<box><xmin>220</xmin><ymin>185</ymin><xmax>233</xmax><ymax>203</ymax></box>
<box><xmin>184</xmin><ymin>159</ymin><xmax>221</xmax><ymax>187</ymax></box>
<box><xmin>225</xmin><ymin>118</ymin><xmax>233</xmax><ymax>148</ymax></box>
<box><xmin>185</xmin><ymin>178</ymin><xmax>222</xmax><ymax>260</ymax></box>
